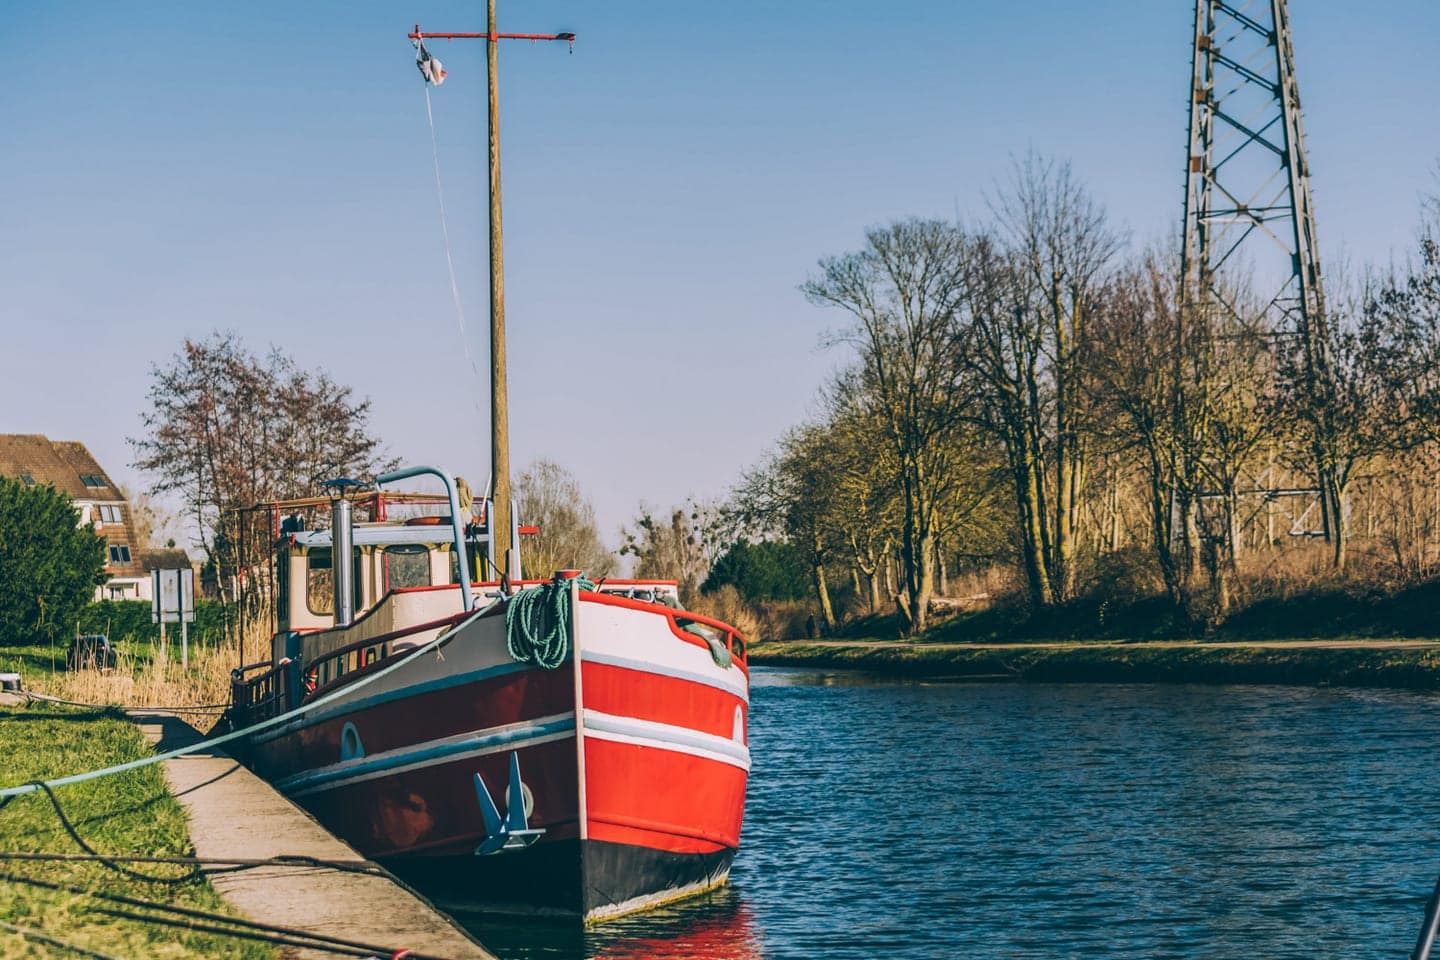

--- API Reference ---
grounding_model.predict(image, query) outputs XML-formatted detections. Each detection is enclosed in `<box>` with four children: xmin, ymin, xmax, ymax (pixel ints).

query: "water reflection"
<box><xmin>457</xmin><ymin>886</ymin><xmax>760</xmax><ymax>960</ymax></box>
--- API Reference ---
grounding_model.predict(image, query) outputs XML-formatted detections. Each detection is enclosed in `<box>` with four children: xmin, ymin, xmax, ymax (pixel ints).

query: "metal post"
<box><xmin>331</xmin><ymin>497</ymin><xmax>355</xmax><ymax>628</ymax></box>
<box><xmin>510</xmin><ymin>513</ymin><xmax>523</xmax><ymax>582</ymax></box>
<box><xmin>1413</xmin><ymin>874</ymin><xmax>1440</xmax><ymax>960</ymax></box>
<box><xmin>376</xmin><ymin>466</ymin><xmax>474</xmax><ymax>612</ymax></box>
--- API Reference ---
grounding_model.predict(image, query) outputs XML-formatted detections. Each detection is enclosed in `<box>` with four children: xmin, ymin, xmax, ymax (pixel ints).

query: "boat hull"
<box><xmin>242</xmin><ymin>589</ymin><xmax>749</xmax><ymax>922</ymax></box>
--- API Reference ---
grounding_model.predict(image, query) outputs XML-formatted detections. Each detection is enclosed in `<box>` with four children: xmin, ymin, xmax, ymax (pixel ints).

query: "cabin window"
<box><xmin>306</xmin><ymin>547</ymin><xmax>362</xmax><ymax>617</ymax></box>
<box><xmin>384</xmin><ymin>544</ymin><xmax>431</xmax><ymax>591</ymax></box>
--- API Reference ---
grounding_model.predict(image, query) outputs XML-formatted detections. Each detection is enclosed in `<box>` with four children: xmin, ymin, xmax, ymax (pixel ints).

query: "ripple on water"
<box><xmin>463</xmin><ymin>671</ymin><xmax>1440</xmax><ymax>959</ymax></box>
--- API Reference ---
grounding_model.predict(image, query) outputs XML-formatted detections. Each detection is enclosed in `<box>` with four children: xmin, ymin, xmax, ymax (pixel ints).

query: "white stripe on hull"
<box><xmin>583</xmin><ymin>709</ymin><xmax>751</xmax><ymax>771</ymax></box>
<box><xmin>277</xmin><ymin>712</ymin><xmax>575</xmax><ymax>797</ymax></box>
<box><xmin>272</xmin><ymin>706</ymin><xmax>749</xmax><ymax>799</ymax></box>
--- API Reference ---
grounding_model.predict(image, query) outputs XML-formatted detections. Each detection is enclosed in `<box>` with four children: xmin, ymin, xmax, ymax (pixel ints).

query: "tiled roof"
<box><xmin>0</xmin><ymin>434</ymin><xmax>143</xmax><ymax>578</ymax></box>
<box><xmin>0</xmin><ymin>434</ymin><xmax>119</xmax><ymax>501</ymax></box>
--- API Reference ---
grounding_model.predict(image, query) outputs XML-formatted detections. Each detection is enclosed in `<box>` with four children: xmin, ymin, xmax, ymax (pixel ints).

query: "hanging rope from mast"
<box><xmin>414</xmin><ymin>35</ymin><xmax>485</xmax><ymax>442</ymax></box>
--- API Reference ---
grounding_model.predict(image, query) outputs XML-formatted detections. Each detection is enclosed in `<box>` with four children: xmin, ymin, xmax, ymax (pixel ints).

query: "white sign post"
<box><xmin>151</xmin><ymin>567</ymin><xmax>196</xmax><ymax>667</ymax></box>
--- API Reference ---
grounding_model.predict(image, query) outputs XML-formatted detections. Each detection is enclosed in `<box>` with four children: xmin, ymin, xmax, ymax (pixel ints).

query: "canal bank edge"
<box><xmin>133</xmin><ymin>711</ymin><xmax>497</xmax><ymax>960</ymax></box>
<box><xmin>747</xmin><ymin>640</ymin><xmax>1440</xmax><ymax>689</ymax></box>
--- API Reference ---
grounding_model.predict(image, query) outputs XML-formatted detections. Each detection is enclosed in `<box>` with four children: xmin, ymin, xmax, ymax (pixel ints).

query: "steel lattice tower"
<box><xmin>1181</xmin><ymin>0</ymin><xmax>1335</xmax><ymax>542</ymax></box>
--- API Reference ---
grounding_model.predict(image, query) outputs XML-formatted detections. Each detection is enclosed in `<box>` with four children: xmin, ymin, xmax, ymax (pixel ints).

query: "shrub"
<box><xmin>0</xmin><ymin>477</ymin><xmax>107</xmax><ymax>645</ymax></box>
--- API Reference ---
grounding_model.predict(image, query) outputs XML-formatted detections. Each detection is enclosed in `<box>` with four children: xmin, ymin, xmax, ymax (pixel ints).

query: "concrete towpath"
<box><xmin>132</xmin><ymin>712</ymin><xmax>495</xmax><ymax>960</ymax></box>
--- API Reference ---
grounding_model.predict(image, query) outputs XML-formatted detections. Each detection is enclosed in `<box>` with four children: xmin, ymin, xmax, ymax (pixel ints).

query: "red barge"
<box><xmin>230</xmin><ymin>470</ymin><xmax>749</xmax><ymax>921</ymax></box>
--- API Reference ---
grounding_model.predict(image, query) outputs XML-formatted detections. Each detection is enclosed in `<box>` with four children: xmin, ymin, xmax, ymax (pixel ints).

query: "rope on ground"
<box><xmin>505</xmin><ymin>575</ymin><xmax>594</xmax><ymax>669</ymax></box>
<box><xmin>0</xmin><ymin>593</ymin><xmax>503</xmax><ymax>802</ymax></box>
<box><xmin>21</xmin><ymin>691</ymin><xmax>229</xmax><ymax>713</ymax></box>
<box><xmin>0</xmin><ymin>851</ymin><xmax>388</xmax><ymax>878</ymax></box>
<box><xmin>0</xmin><ymin>920</ymin><xmax>126</xmax><ymax>960</ymax></box>
<box><xmin>0</xmin><ymin>871</ymin><xmax>442</xmax><ymax>959</ymax></box>
<box><xmin>22</xmin><ymin>780</ymin><xmax>202</xmax><ymax>885</ymax></box>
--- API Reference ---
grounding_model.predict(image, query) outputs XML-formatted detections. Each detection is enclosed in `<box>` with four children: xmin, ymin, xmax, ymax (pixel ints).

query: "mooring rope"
<box><xmin>0</xmin><ymin>594</ymin><xmax>501</xmax><ymax>802</ymax></box>
<box><xmin>505</xmin><ymin>576</ymin><xmax>594</xmax><ymax>669</ymax></box>
<box><xmin>20</xmin><ymin>691</ymin><xmax>228</xmax><ymax>714</ymax></box>
<box><xmin>0</xmin><ymin>920</ymin><xmax>125</xmax><ymax>960</ymax></box>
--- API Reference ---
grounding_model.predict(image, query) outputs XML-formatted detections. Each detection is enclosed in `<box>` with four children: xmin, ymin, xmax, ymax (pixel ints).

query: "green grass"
<box><xmin>0</xmin><ymin>701</ymin><xmax>273</xmax><ymax>959</ymax></box>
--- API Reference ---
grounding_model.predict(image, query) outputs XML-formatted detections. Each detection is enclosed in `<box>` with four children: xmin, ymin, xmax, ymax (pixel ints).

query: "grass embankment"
<box><xmin>748</xmin><ymin>638</ymin><xmax>1440</xmax><ymax>688</ymax></box>
<box><xmin>1</xmin><ymin>638</ymin><xmax>238</xmax><ymax>712</ymax></box>
<box><xmin>753</xmin><ymin>580</ymin><xmax>1440</xmax><ymax>687</ymax></box>
<box><xmin>0</xmin><ymin>701</ymin><xmax>271</xmax><ymax>959</ymax></box>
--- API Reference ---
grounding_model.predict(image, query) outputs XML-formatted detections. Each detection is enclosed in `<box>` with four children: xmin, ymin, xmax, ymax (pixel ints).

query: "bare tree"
<box><xmin>131</xmin><ymin>332</ymin><xmax>395</xmax><ymax>598</ymax></box>
<box><xmin>514</xmin><ymin>460</ymin><xmax>616</xmax><ymax>578</ymax></box>
<box><xmin>803</xmin><ymin>218</ymin><xmax>972</xmax><ymax>633</ymax></box>
<box><xmin>959</xmin><ymin>155</ymin><xmax>1121</xmax><ymax>607</ymax></box>
<box><xmin>620</xmin><ymin>504</ymin><xmax>709</xmax><ymax>606</ymax></box>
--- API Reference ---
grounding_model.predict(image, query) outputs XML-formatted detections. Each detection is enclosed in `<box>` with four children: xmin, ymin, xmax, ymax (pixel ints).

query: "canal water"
<box><xmin>462</xmin><ymin>668</ymin><xmax>1440</xmax><ymax>958</ymax></box>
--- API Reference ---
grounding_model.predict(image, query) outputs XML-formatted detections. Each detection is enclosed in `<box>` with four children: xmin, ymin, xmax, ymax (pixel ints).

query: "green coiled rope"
<box><xmin>505</xmin><ymin>575</ymin><xmax>595</xmax><ymax>669</ymax></box>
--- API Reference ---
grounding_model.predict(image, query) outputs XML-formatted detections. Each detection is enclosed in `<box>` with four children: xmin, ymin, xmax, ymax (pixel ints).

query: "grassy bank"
<box><xmin>748</xmin><ymin>639</ymin><xmax>1440</xmax><ymax>689</ymax></box>
<box><xmin>0</xmin><ymin>701</ymin><xmax>271</xmax><ymax>958</ymax></box>
<box><xmin>1</xmin><ymin>635</ymin><xmax>238</xmax><ymax>713</ymax></box>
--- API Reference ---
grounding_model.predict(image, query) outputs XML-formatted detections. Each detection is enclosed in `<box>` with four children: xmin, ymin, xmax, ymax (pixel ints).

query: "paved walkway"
<box><xmin>133</xmin><ymin>712</ymin><xmax>494</xmax><ymax>960</ymax></box>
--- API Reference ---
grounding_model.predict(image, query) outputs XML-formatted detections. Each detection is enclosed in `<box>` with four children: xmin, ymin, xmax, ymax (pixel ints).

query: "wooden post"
<box><xmin>487</xmin><ymin>0</ymin><xmax>514</xmax><ymax>582</ymax></box>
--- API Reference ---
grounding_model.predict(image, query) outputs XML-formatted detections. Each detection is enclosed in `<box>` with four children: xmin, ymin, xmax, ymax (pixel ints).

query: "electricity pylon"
<box><xmin>1180</xmin><ymin>0</ymin><xmax>1337</xmax><ymax>545</ymax></box>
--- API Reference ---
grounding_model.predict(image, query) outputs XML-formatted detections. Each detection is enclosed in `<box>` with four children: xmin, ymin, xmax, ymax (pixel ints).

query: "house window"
<box><xmin>99</xmin><ymin>505</ymin><xmax>123</xmax><ymax>524</ymax></box>
<box><xmin>108</xmin><ymin>545</ymin><xmax>132</xmax><ymax>564</ymax></box>
<box><xmin>81</xmin><ymin>474</ymin><xmax>106</xmax><ymax>488</ymax></box>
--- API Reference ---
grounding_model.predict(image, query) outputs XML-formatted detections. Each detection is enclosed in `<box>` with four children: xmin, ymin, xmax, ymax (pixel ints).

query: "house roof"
<box><xmin>0</xmin><ymin>434</ymin><xmax>143</xmax><ymax>578</ymax></box>
<box><xmin>0</xmin><ymin>434</ymin><xmax>120</xmax><ymax>501</ymax></box>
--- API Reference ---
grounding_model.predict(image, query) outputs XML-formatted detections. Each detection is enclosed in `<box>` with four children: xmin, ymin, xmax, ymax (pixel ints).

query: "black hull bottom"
<box><xmin>383</xmin><ymin>839</ymin><xmax>737</xmax><ymax>922</ymax></box>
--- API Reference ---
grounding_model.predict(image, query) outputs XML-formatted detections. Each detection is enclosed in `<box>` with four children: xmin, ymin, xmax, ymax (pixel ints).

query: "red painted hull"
<box><xmin>242</xmin><ymin>594</ymin><xmax>749</xmax><ymax>921</ymax></box>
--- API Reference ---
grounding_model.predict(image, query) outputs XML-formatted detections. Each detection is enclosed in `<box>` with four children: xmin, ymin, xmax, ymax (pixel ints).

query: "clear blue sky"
<box><xmin>2</xmin><ymin>1</ymin><xmax>1436</xmax><ymax>544</ymax></box>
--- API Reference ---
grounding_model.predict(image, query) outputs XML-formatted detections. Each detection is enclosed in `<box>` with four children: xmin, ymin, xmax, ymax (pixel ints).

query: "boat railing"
<box><xmin>580</xmin><ymin>591</ymin><xmax>749</xmax><ymax>665</ymax></box>
<box><xmin>301</xmin><ymin>610</ymin><xmax>472</xmax><ymax>702</ymax></box>
<box><xmin>230</xmin><ymin>659</ymin><xmax>290</xmax><ymax>727</ymax></box>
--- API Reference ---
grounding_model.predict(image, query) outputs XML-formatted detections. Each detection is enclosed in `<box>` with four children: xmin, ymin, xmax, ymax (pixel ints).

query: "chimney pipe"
<box><xmin>331</xmin><ymin>497</ymin><xmax>354</xmax><ymax>628</ymax></box>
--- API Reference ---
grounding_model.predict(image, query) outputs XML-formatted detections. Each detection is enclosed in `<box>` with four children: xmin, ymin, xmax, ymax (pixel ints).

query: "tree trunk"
<box><xmin>814</xmin><ymin>563</ymin><xmax>836</xmax><ymax>635</ymax></box>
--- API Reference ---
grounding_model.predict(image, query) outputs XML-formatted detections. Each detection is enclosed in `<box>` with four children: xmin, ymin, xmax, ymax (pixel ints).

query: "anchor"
<box><xmin>472</xmin><ymin>751</ymin><xmax>544</xmax><ymax>855</ymax></box>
